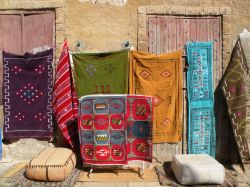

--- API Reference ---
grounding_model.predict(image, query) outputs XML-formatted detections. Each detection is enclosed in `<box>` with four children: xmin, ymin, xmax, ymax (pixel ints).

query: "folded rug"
<box><xmin>221</xmin><ymin>38</ymin><xmax>250</xmax><ymax>164</ymax></box>
<box><xmin>79</xmin><ymin>94</ymin><xmax>153</xmax><ymax>165</ymax></box>
<box><xmin>53</xmin><ymin>40</ymin><xmax>78</xmax><ymax>148</ymax></box>
<box><xmin>186</xmin><ymin>42</ymin><xmax>216</xmax><ymax>157</ymax></box>
<box><xmin>3</xmin><ymin>49</ymin><xmax>53</xmax><ymax>139</ymax></box>
<box><xmin>72</xmin><ymin>50</ymin><xmax>129</xmax><ymax>98</ymax></box>
<box><xmin>129</xmin><ymin>50</ymin><xmax>183</xmax><ymax>143</ymax></box>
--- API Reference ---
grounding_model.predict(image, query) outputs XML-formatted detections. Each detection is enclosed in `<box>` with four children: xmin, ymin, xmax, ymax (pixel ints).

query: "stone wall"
<box><xmin>0</xmin><ymin>0</ymin><xmax>250</xmax><ymax>161</ymax></box>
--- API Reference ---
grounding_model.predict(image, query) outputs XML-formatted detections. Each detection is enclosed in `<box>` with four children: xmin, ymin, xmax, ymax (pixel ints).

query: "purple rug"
<box><xmin>3</xmin><ymin>49</ymin><xmax>53</xmax><ymax>140</ymax></box>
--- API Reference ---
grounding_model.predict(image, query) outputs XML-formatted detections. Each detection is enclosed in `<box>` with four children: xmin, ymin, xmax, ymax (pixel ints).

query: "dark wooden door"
<box><xmin>0</xmin><ymin>11</ymin><xmax>55</xmax><ymax>104</ymax></box>
<box><xmin>147</xmin><ymin>16</ymin><xmax>222</xmax><ymax>161</ymax></box>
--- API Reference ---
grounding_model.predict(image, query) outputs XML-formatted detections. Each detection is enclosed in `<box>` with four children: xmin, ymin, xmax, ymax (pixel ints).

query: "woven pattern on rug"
<box><xmin>3</xmin><ymin>49</ymin><xmax>53</xmax><ymax>139</ymax></box>
<box><xmin>53</xmin><ymin>40</ymin><xmax>78</xmax><ymax>148</ymax></box>
<box><xmin>129</xmin><ymin>50</ymin><xmax>183</xmax><ymax>143</ymax></box>
<box><xmin>72</xmin><ymin>50</ymin><xmax>129</xmax><ymax>98</ymax></box>
<box><xmin>186</xmin><ymin>42</ymin><xmax>216</xmax><ymax>157</ymax></box>
<box><xmin>6</xmin><ymin>168</ymin><xmax>81</xmax><ymax>187</ymax></box>
<box><xmin>79</xmin><ymin>94</ymin><xmax>153</xmax><ymax>165</ymax></box>
<box><xmin>221</xmin><ymin>38</ymin><xmax>250</xmax><ymax>163</ymax></box>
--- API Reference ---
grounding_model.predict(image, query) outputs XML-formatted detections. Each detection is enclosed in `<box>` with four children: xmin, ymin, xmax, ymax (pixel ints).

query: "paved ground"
<box><xmin>74</xmin><ymin>182</ymin><xmax>162</xmax><ymax>187</ymax></box>
<box><xmin>0</xmin><ymin>160</ymin><xmax>162</xmax><ymax>187</ymax></box>
<box><xmin>0</xmin><ymin>160</ymin><xmax>250</xmax><ymax>187</ymax></box>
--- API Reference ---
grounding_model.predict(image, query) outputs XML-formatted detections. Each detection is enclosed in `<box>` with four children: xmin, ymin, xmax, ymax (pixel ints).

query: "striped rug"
<box><xmin>52</xmin><ymin>40</ymin><xmax>78</xmax><ymax>148</ymax></box>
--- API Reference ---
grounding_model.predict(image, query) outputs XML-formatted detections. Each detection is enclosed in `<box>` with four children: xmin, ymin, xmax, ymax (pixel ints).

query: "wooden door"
<box><xmin>147</xmin><ymin>16</ymin><xmax>222</xmax><ymax>161</ymax></box>
<box><xmin>23</xmin><ymin>12</ymin><xmax>54</xmax><ymax>52</ymax></box>
<box><xmin>0</xmin><ymin>11</ymin><xmax>55</xmax><ymax>104</ymax></box>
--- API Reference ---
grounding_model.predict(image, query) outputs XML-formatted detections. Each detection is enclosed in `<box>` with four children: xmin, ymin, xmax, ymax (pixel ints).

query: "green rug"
<box><xmin>72</xmin><ymin>49</ymin><xmax>129</xmax><ymax>98</ymax></box>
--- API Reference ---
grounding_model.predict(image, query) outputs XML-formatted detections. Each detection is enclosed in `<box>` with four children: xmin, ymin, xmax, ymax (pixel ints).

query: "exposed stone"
<box><xmin>219</xmin><ymin>6</ymin><xmax>231</xmax><ymax>15</ymax></box>
<box><xmin>79</xmin><ymin>0</ymin><xmax>127</xmax><ymax>6</ymax></box>
<box><xmin>138</xmin><ymin>28</ymin><xmax>146</xmax><ymax>42</ymax></box>
<box><xmin>138</xmin><ymin>14</ymin><xmax>146</xmax><ymax>29</ymax></box>
<box><xmin>137</xmin><ymin>41</ymin><xmax>147</xmax><ymax>52</ymax></box>
<box><xmin>138</xmin><ymin>6</ymin><xmax>146</xmax><ymax>14</ymax></box>
<box><xmin>56</xmin><ymin>8</ymin><xmax>65</xmax><ymax>24</ymax></box>
<box><xmin>2</xmin><ymin>139</ymin><xmax>54</xmax><ymax>161</ymax></box>
<box><xmin>0</xmin><ymin>0</ymin><xmax>63</xmax><ymax>9</ymax></box>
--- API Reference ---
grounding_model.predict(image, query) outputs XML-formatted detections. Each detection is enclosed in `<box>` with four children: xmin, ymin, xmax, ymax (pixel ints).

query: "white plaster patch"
<box><xmin>79</xmin><ymin>0</ymin><xmax>127</xmax><ymax>6</ymax></box>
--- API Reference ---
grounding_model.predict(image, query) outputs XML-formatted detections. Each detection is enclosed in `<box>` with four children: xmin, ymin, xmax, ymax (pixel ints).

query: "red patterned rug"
<box><xmin>79</xmin><ymin>94</ymin><xmax>153</xmax><ymax>165</ymax></box>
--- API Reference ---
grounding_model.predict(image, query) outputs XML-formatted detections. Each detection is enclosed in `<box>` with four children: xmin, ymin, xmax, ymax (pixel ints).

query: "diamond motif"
<box><xmin>140</xmin><ymin>70</ymin><xmax>151</xmax><ymax>79</ymax></box>
<box><xmin>153</xmin><ymin>94</ymin><xmax>164</xmax><ymax>107</ymax></box>
<box><xmin>34</xmin><ymin>112</ymin><xmax>46</xmax><ymax>122</ymax></box>
<box><xmin>14</xmin><ymin>112</ymin><xmax>25</xmax><ymax>121</ymax></box>
<box><xmin>35</xmin><ymin>65</ymin><xmax>45</xmax><ymax>74</ymax></box>
<box><xmin>85</xmin><ymin>64</ymin><xmax>96</xmax><ymax>77</ymax></box>
<box><xmin>11</xmin><ymin>66</ymin><xmax>22</xmax><ymax>75</ymax></box>
<box><xmin>16</xmin><ymin>83</ymin><xmax>43</xmax><ymax>104</ymax></box>
<box><xmin>162</xmin><ymin>118</ymin><xmax>171</xmax><ymax>126</ymax></box>
<box><xmin>160</xmin><ymin>70</ymin><xmax>172</xmax><ymax>78</ymax></box>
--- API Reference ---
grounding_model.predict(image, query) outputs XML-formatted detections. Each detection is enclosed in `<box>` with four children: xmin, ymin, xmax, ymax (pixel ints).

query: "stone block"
<box><xmin>203</xmin><ymin>7</ymin><xmax>220</xmax><ymax>15</ymax></box>
<box><xmin>56</xmin><ymin>30</ymin><xmax>66</xmax><ymax>43</ymax></box>
<box><xmin>185</xmin><ymin>8</ymin><xmax>199</xmax><ymax>15</ymax></box>
<box><xmin>138</xmin><ymin>6</ymin><xmax>146</xmax><ymax>14</ymax></box>
<box><xmin>219</xmin><ymin>7</ymin><xmax>231</xmax><ymax>15</ymax></box>
<box><xmin>223</xmin><ymin>23</ymin><xmax>232</xmax><ymax>36</ymax></box>
<box><xmin>138</xmin><ymin>14</ymin><xmax>146</xmax><ymax>29</ymax></box>
<box><xmin>138</xmin><ymin>28</ymin><xmax>146</xmax><ymax>42</ymax></box>
<box><xmin>223</xmin><ymin>36</ymin><xmax>232</xmax><ymax>50</ymax></box>
<box><xmin>171</xmin><ymin>6</ymin><xmax>185</xmax><ymax>15</ymax></box>
<box><xmin>138</xmin><ymin>41</ymin><xmax>147</xmax><ymax>52</ymax></box>
<box><xmin>146</xmin><ymin>6</ymin><xmax>158</xmax><ymax>15</ymax></box>
<box><xmin>196</xmin><ymin>7</ymin><xmax>205</xmax><ymax>15</ymax></box>
<box><xmin>223</xmin><ymin>15</ymin><xmax>232</xmax><ymax>25</ymax></box>
<box><xmin>2</xmin><ymin>139</ymin><xmax>53</xmax><ymax>160</ymax></box>
<box><xmin>56</xmin><ymin>23</ymin><xmax>65</xmax><ymax>32</ymax></box>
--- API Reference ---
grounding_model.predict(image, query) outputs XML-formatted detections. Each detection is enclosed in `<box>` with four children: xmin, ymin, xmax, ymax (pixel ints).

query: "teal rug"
<box><xmin>186</xmin><ymin>42</ymin><xmax>216</xmax><ymax>157</ymax></box>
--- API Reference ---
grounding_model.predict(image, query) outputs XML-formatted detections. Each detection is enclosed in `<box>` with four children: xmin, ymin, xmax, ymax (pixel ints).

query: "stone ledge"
<box><xmin>138</xmin><ymin>6</ymin><xmax>231</xmax><ymax>16</ymax></box>
<box><xmin>0</xmin><ymin>0</ymin><xmax>63</xmax><ymax>10</ymax></box>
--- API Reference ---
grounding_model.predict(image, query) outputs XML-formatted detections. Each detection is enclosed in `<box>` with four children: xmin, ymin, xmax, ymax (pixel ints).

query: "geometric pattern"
<box><xmin>153</xmin><ymin>94</ymin><xmax>164</xmax><ymax>107</ymax></box>
<box><xmin>72</xmin><ymin>49</ymin><xmax>129</xmax><ymax>99</ymax></box>
<box><xmin>16</xmin><ymin>83</ymin><xmax>43</xmax><ymax>105</ymax></box>
<box><xmin>140</xmin><ymin>70</ymin><xmax>151</xmax><ymax>79</ymax></box>
<box><xmin>129</xmin><ymin>50</ymin><xmax>183</xmax><ymax>143</ymax></box>
<box><xmin>34</xmin><ymin>64</ymin><xmax>45</xmax><ymax>74</ymax></box>
<box><xmin>85</xmin><ymin>64</ymin><xmax>96</xmax><ymax>77</ymax></box>
<box><xmin>221</xmin><ymin>38</ymin><xmax>250</xmax><ymax>164</ymax></box>
<box><xmin>52</xmin><ymin>40</ymin><xmax>79</xmax><ymax>148</ymax></box>
<box><xmin>79</xmin><ymin>94</ymin><xmax>153</xmax><ymax>165</ymax></box>
<box><xmin>161</xmin><ymin>118</ymin><xmax>171</xmax><ymax>127</ymax></box>
<box><xmin>3</xmin><ymin>49</ymin><xmax>53</xmax><ymax>140</ymax></box>
<box><xmin>160</xmin><ymin>69</ymin><xmax>172</xmax><ymax>78</ymax></box>
<box><xmin>186</xmin><ymin>42</ymin><xmax>216</xmax><ymax>157</ymax></box>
